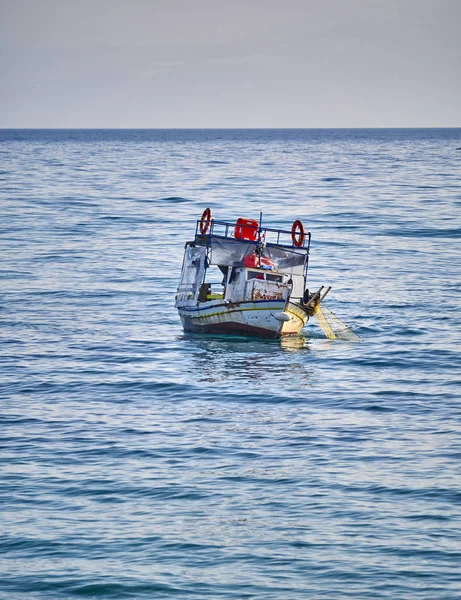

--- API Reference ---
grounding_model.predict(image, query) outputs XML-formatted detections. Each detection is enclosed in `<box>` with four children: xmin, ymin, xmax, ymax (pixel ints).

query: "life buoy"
<box><xmin>199</xmin><ymin>208</ymin><xmax>213</xmax><ymax>235</ymax></box>
<box><xmin>291</xmin><ymin>219</ymin><xmax>305</xmax><ymax>247</ymax></box>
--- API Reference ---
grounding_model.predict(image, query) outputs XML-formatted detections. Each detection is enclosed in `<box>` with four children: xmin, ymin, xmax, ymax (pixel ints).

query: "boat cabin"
<box><xmin>175</xmin><ymin>215</ymin><xmax>310</xmax><ymax>309</ymax></box>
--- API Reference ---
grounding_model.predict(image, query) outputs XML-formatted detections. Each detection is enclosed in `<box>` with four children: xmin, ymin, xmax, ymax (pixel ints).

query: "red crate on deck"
<box><xmin>234</xmin><ymin>218</ymin><xmax>259</xmax><ymax>241</ymax></box>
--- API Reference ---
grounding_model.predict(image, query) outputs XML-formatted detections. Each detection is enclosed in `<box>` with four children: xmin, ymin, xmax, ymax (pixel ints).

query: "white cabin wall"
<box><xmin>224</xmin><ymin>268</ymin><xmax>246</xmax><ymax>302</ymax></box>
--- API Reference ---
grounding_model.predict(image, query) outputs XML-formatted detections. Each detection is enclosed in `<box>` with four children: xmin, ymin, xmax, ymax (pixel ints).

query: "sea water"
<box><xmin>1</xmin><ymin>128</ymin><xmax>460</xmax><ymax>599</ymax></box>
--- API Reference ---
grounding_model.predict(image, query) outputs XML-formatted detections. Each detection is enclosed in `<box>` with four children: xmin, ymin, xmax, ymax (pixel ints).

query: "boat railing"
<box><xmin>195</xmin><ymin>219</ymin><xmax>311</xmax><ymax>251</ymax></box>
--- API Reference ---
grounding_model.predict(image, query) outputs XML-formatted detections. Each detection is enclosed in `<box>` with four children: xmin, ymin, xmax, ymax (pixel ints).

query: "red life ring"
<box><xmin>199</xmin><ymin>208</ymin><xmax>213</xmax><ymax>234</ymax></box>
<box><xmin>291</xmin><ymin>220</ymin><xmax>305</xmax><ymax>247</ymax></box>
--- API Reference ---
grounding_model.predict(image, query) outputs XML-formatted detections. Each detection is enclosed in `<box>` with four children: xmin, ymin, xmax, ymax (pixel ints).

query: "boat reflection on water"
<box><xmin>279</xmin><ymin>334</ymin><xmax>309</xmax><ymax>352</ymax></box>
<box><xmin>182</xmin><ymin>333</ymin><xmax>315</xmax><ymax>393</ymax></box>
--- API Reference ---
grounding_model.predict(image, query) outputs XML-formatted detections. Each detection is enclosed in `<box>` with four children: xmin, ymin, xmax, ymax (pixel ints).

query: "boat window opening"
<box><xmin>198</xmin><ymin>264</ymin><xmax>226</xmax><ymax>299</ymax></box>
<box><xmin>266</xmin><ymin>273</ymin><xmax>283</xmax><ymax>282</ymax></box>
<box><xmin>247</xmin><ymin>270</ymin><xmax>265</xmax><ymax>280</ymax></box>
<box><xmin>205</xmin><ymin>265</ymin><xmax>225</xmax><ymax>284</ymax></box>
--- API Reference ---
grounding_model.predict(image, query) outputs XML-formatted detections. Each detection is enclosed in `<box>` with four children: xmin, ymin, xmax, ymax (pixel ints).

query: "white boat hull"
<box><xmin>178</xmin><ymin>299</ymin><xmax>308</xmax><ymax>339</ymax></box>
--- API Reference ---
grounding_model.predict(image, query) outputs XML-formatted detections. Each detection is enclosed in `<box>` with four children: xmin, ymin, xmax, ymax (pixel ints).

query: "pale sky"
<box><xmin>1</xmin><ymin>0</ymin><xmax>460</xmax><ymax>128</ymax></box>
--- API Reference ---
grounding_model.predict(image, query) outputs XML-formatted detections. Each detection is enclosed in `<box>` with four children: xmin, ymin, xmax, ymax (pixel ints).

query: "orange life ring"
<box><xmin>291</xmin><ymin>220</ymin><xmax>305</xmax><ymax>247</ymax></box>
<box><xmin>199</xmin><ymin>208</ymin><xmax>213</xmax><ymax>234</ymax></box>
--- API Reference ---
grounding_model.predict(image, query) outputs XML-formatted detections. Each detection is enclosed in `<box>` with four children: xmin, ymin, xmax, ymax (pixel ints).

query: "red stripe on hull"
<box><xmin>183</xmin><ymin>320</ymin><xmax>281</xmax><ymax>339</ymax></box>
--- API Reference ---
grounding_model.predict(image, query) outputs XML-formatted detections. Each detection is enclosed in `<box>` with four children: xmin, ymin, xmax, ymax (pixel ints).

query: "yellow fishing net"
<box><xmin>314</xmin><ymin>305</ymin><xmax>362</xmax><ymax>342</ymax></box>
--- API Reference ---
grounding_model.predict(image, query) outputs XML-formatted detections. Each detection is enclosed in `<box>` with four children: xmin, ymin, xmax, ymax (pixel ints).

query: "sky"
<box><xmin>1</xmin><ymin>0</ymin><xmax>460</xmax><ymax>128</ymax></box>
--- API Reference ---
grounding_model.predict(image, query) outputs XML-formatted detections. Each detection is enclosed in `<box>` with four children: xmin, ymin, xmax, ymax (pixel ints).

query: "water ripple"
<box><xmin>1</xmin><ymin>128</ymin><xmax>460</xmax><ymax>599</ymax></box>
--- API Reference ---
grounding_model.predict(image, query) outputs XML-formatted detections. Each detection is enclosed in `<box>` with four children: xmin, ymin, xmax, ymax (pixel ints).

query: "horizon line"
<box><xmin>1</xmin><ymin>126</ymin><xmax>460</xmax><ymax>131</ymax></box>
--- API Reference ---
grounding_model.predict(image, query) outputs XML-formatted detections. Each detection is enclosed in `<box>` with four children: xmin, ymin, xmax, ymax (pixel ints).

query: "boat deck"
<box><xmin>194</xmin><ymin>218</ymin><xmax>311</xmax><ymax>251</ymax></box>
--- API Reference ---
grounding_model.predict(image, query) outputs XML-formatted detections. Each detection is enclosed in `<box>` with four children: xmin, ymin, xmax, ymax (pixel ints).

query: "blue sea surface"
<box><xmin>1</xmin><ymin>128</ymin><xmax>460</xmax><ymax>599</ymax></box>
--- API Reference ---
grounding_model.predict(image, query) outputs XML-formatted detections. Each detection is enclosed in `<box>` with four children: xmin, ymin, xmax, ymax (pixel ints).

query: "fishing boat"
<box><xmin>175</xmin><ymin>209</ymin><xmax>360</xmax><ymax>340</ymax></box>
